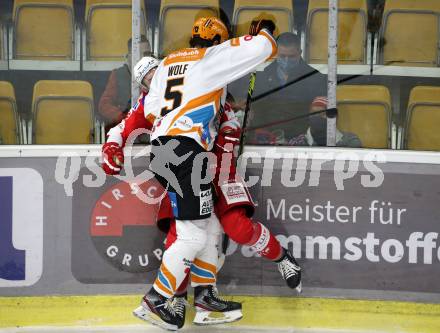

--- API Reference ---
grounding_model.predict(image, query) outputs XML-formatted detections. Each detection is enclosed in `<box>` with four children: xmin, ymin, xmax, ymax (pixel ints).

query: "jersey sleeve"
<box><xmin>141</xmin><ymin>62</ymin><xmax>163</xmax><ymax>121</ymax></box>
<box><xmin>192</xmin><ymin>30</ymin><xmax>277</xmax><ymax>95</ymax></box>
<box><xmin>106</xmin><ymin>93</ymin><xmax>155</xmax><ymax>147</ymax></box>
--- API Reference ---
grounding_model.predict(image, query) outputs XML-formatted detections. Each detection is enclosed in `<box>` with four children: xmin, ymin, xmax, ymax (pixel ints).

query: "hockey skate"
<box><xmin>277</xmin><ymin>249</ymin><xmax>302</xmax><ymax>293</ymax></box>
<box><xmin>193</xmin><ymin>285</ymin><xmax>243</xmax><ymax>325</ymax></box>
<box><xmin>133</xmin><ymin>288</ymin><xmax>185</xmax><ymax>331</ymax></box>
<box><xmin>172</xmin><ymin>293</ymin><xmax>188</xmax><ymax>324</ymax></box>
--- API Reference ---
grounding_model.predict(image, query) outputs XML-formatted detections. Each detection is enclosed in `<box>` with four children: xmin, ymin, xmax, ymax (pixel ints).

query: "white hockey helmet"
<box><xmin>134</xmin><ymin>56</ymin><xmax>159</xmax><ymax>90</ymax></box>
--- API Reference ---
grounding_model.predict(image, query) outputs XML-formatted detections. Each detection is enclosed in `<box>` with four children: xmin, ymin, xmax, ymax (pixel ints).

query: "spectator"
<box><xmin>98</xmin><ymin>35</ymin><xmax>151</xmax><ymax>128</ymax></box>
<box><xmin>289</xmin><ymin>96</ymin><xmax>362</xmax><ymax>147</ymax></box>
<box><xmin>229</xmin><ymin>32</ymin><xmax>327</xmax><ymax>144</ymax></box>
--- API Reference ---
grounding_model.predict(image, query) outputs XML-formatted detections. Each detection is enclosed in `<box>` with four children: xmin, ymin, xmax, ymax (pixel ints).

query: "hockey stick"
<box><xmin>245</xmin><ymin>108</ymin><xmax>329</xmax><ymax>133</ymax></box>
<box><xmin>221</xmin><ymin>71</ymin><xmax>257</xmax><ymax>258</ymax></box>
<box><xmin>237</xmin><ymin>71</ymin><xmax>257</xmax><ymax>157</ymax></box>
<box><xmin>243</xmin><ymin>58</ymin><xmax>405</xmax><ymax>135</ymax></box>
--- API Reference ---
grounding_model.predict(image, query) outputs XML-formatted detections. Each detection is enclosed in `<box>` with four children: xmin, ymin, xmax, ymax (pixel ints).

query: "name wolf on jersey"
<box><xmin>168</xmin><ymin>64</ymin><xmax>189</xmax><ymax>77</ymax></box>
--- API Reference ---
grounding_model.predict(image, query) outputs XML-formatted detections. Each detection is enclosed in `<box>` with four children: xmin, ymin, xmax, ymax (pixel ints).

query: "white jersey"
<box><xmin>143</xmin><ymin>29</ymin><xmax>277</xmax><ymax>150</ymax></box>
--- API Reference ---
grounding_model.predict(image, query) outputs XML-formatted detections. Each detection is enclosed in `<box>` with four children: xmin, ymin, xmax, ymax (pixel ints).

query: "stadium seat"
<box><xmin>85</xmin><ymin>0</ymin><xmax>147</xmax><ymax>61</ymax></box>
<box><xmin>13</xmin><ymin>0</ymin><xmax>74</xmax><ymax>60</ymax></box>
<box><xmin>233</xmin><ymin>0</ymin><xmax>293</xmax><ymax>37</ymax></box>
<box><xmin>379</xmin><ymin>0</ymin><xmax>440</xmax><ymax>67</ymax></box>
<box><xmin>0</xmin><ymin>82</ymin><xmax>21</xmax><ymax>144</ymax></box>
<box><xmin>31</xmin><ymin>80</ymin><xmax>95</xmax><ymax>144</ymax></box>
<box><xmin>306</xmin><ymin>0</ymin><xmax>368</xmax><ymax>64</ymax></box>
<box><xmin>337</xmin><ymin>85</ymin><xmax>391</xmax><ymax>148</ymax></box>
<box><xmin>404</xmin><ymin>86</ymin><xmax>440</xmax><ymax>151</ymax></box>
<box><xmin>160</xmin><ymin>0</ymin><xmax>219</xmax><ymax>57</ymax></box>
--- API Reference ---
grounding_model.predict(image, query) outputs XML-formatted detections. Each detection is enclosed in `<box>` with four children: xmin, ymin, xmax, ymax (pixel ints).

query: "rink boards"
<box><xmin>1</xmin><ymin>145</ymin><xmax>440</xmax><ymax>331</ymax></box>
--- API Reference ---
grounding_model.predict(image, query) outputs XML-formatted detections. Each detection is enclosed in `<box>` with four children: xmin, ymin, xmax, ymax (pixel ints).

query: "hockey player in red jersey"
<box><xmin>160</xmin><ymin>96</ymin><xmax>302</xmax><ymax>327</ymax></box>
<box><xmin>102</xmin><ymin>55</ymin><xmax>160</xmax><ymax>175</ymax></box>
<box><xmin>102</xmin><ymin>18</ymin><xmax>301</xmax><ymax>331</ymax></box>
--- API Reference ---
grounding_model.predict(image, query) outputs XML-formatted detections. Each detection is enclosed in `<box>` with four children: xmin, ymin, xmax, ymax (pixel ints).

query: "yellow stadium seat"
<box><xmin>380</xmin><ymin>0</ymin><xmax>440</xmax><ymax>67</ymax></box>
<box><xmin>0</xmin><ymin>82</ymin><xmax>20</xmax><ymax>144</ymax></box>
<box><xmin>160</xmin><ymin>0</ymin><xmax>219</xmax><ymax>57</ymax></box>
<box><xmin>86</xmin><ymin>0</ymin><xmax>147</xmax><ymax>61</ymax></box>
<box><xmin>233</xmin><ymin>0</ymin><xmax>293</xmax><ymax>37</ymax></box>
<box><xmin>306</xmin><ymin>0</ymin><xmax>368</xmax><ymax>64</ymax></box>
<box><xmin>32</xmin><ymin>80</ymin><xmax>94</xmax><ymax>144</ymax></box>
<box><xmin>337</xmin><ymin>85</ymin><xmax>391</xmax><ymax>148</ymax></box>
<box><xmin>405</xmin><ymin>86</ymin><xmax>440</xmax><ymax>151</ymax></box>
<box><xmin>13</xmin><ymin>0</ymin><xmax>74</xmax><ymax>60</ymax></box>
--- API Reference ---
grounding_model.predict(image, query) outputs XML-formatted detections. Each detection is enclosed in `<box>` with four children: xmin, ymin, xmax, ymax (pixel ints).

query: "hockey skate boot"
<box><xmin>172</xmin><ymin>292</ymin><xmax>188</xmax><ymax>324</ymax></box>
<box><xmin>133</xmin><ymin>288</ymin><xmax>185</xmax><ymax>331</ymax></box>
<box><xmin>193</xmin><ymin>285</ymin><xmax>243</xmax><ymax>325</ymax></box>
<box><xmin>277</xmin><ymin>249</ymin><xmax>302</xmax><ymax>292</ymax></box>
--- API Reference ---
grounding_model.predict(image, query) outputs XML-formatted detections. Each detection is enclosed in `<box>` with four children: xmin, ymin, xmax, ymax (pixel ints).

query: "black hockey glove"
<box><xmin>249</xmin><ymin>19</ymin><xmax>276</xmax><ymax>36</ymax></box>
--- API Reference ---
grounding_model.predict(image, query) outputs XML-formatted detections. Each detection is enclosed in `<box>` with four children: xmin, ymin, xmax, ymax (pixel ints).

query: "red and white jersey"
<box><xmin>106</xmin><ymin>91</ymin><xmax>156</xmax><ymax>146</ymax></box>
<box><xmin>144</xmin><ymin>30</ymin><xmax>277</xmax><ymax>151</ymax></box>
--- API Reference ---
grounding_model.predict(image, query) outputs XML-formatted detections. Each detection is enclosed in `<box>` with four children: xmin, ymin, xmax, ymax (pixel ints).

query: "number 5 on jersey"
<box><xmin>161</xmin><ymin>78</ymin><xmax>184</xmax><ymax>117</ymax></box>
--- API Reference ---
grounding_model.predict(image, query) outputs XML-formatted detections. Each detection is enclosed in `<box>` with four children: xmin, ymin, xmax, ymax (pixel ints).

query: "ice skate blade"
<box><xmin>133</xmin><ymin>305</ymin><xmax>178</xmax><ymax>331</ymax></box>
<box><xmin>295</xmin><ymin>281</ymin><xmax>302</xmax><ymax>294</ymax></box>
<box><xmin>193</xmin><ymin>308</ymin><xmax>243</xmax><ymax>325</ymax></box>
<box><xmin>217</xmin><ymin>253</ymin><xmax>226</xmax><ymax>271</ymax></box>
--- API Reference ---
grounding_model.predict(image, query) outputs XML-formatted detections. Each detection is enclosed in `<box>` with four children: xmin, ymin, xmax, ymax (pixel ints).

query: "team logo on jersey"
<box><xmin>175</xmin><ymin>116</ymin><xmax>194</xmax><ymax>131</ymax></box>
<box><xmin>0</xmin><ymin>169</ymin><xmax>43</xmax><ymax>287</ymax></box>
<box><xmin>89</xmin><ymin>180</ymin><xmax>166</xmax><ymax>273</ymax></box>
<box><xmin>173</xmin><ymin>103</ymin><xmax>216</xmax><ymax>147</ymax></box>
<box><xmin>221</xmin><ymin>182</ymin><xmax>248</xmax><ymax>205</ymax></box>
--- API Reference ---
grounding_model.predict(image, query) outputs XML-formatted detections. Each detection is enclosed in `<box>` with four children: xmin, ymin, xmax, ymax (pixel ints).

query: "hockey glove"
<box><xmin>249</xmin><ymin>19</ymin><xmax>276</xmax><ymax>36</ymax></box>
<box><xmin>102</xmin><ymin>142</ymin><xmax>124</xmax><ymax>175</ymax></box>
<box><xmin>216</xmin><ymin>120</ymin><xmax>241</xmax><ymax>153</ymax></box>
<box><xmin>220</xmin><ymin>117</ymin><xmax>241</xmax><ymax>136</ymax></box>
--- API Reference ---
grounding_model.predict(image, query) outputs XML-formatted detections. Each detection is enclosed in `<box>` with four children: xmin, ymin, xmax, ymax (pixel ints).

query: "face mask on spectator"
<box><xmin>277</xmin><ymin>56</ymin><xmax>300</xmax><ymax>71</ymax></box>
<box><xmin>310</xmin><ymin>114</ymin><xmax>327</xmax><ymax>146</ymax></box>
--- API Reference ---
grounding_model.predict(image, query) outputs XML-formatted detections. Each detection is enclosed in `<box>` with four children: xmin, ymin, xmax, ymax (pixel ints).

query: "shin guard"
<box><xmin>221</xmin><ymin>208</ymin><xmax>282</xmax><ymax>261</ymax></box>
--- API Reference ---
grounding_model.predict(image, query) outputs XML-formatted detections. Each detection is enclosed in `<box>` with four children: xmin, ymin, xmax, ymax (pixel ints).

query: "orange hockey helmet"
<box><xmin>191</xmin><ymin>17</ymin><xmax>229</xmax><ymax>45</ymax></box>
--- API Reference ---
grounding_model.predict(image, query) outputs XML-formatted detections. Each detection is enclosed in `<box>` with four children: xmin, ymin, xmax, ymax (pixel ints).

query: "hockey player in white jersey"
<box><xmin>104</xmin><ymin>55</ymin><xmax>243</xmax><ymax>328</ymax></box>
<box><xmin>103</xmin><ymin>18</ymin><xmax>300</xmax><ymax>331</ymax></box>
<box><xmin>134</xmin><ymin>18</ymin><xmax>280</xmax><ymax>330</ymax></box>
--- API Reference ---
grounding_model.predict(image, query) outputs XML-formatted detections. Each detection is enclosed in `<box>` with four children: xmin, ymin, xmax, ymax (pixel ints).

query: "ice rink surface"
<box><xmin>0</xmin><ymin>326</ymin><xmax>388</xmax><ymax>333</ymax></box>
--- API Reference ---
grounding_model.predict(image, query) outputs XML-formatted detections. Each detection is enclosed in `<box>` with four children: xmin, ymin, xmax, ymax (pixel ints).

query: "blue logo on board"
<box><xmin>0</xmin><ymin>177</ymin><xmax>26</xmax><ymax>281</ymax></box>
<box><xmin>0</xmin><ymin>169</ymin><xmax>44</xmax><ymax>287</ymax></box>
